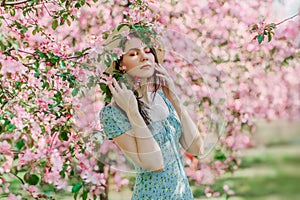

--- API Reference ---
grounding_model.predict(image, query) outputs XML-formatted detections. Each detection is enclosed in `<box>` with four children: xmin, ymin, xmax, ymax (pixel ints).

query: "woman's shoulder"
<box><xmin>99</xmin><ymin>102</ymin><xmax>132</xmax><ymax>139</ymax></box>
<box><xmin>100</xmin><ymin>101</ymin><xmax>126</xmax><ymax>118</ymax></box>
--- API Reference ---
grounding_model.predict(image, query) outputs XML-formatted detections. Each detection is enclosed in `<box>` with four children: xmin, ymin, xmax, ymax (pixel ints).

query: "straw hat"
<box><xmin>102</xmin><ymin>23</ymin><xmax>165</xmax><ymax>75</ymax></box>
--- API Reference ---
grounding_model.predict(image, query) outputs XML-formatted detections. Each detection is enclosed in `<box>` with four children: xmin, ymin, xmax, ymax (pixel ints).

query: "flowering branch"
<box><xmin>250</xmin><ymin>12</ymin><xmax>299</xmax><ymax>44</ymax></box>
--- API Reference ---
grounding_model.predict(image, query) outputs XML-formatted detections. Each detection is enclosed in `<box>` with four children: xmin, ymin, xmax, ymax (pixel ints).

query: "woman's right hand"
<box><xmin>108</xmin><ymin>78</ymin><xmax>138</xmax><ymax>113</ymax></box>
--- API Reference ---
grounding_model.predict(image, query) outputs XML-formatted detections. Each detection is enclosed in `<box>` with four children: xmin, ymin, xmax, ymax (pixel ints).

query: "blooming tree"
<box><xmin>0</xmin><ymin>0</ymin><xmax>299</xmax><ymax>199</ymax></box>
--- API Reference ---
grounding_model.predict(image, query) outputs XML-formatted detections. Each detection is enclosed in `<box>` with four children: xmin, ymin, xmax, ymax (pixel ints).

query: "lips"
<box><xmin>140</xmin><ymin>64</ymin><xmax>151</xmax><ymax>69</ymax></box>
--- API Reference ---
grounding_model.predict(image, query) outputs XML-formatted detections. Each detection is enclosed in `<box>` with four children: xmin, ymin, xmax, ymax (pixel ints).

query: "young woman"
<box><xmin>99</xmin><ymin>24</ymin><xmax>204</xmax><ymax>199</ymax></box>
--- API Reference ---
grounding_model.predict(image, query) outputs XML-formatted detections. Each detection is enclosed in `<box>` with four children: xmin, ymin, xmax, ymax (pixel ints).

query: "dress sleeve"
<box><xmin>99</xmin><ymin>106</ymin><xmax>132</xmax><ymax>140</ymax></box>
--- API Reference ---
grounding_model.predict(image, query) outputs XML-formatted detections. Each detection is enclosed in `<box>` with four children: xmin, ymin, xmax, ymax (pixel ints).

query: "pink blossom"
<box><xmin>223</xmin><ymin>184</ymin><xmax>235</xmax><ymax>195</ymax></box>
<box><xmin>50</xmin><ymin>150</ymin><xmax>63</xmax><ymax>172</ymax></box>
<box><xmin>19</xmin><ymin>149</ymin><xmax>36</xmax><ymax>164</ymax></box>
<box><xmin>8</xmin><ymin>193</ymin><xmax>22</xmax><ymax>200</ymax></box>
<box><xmin>55</xmin><ymin>179</ymin><xmax>69</xmax><ymax>190</ymax></box>
<box><xmin>101</xmin><ymin>74</ymin><xmax>114</xmax><ymax>85</ymax></box>
<box><xmin>2</xmin><ymin>156</ymin><xmax>13</xmax><ymax>173</ymax></box>
<box><xmin>81</xmin><ymin>170</ymin><xmax>106</xmax><ymax>185</ymax></box>
<box><xmin>0</xmin><ymin>57</ymin><xmax>26</xmax><ymax>76</ymax></box>
<box><xmin>121</xmin><ymin>65</ymin><xmax>127</xmax><ymax>70</ymax></box>
<box><xmin>114</xmin><ymin>174</ymin><xmax>129</xmax><ymax>189</ymax></box>
<box><xmin>43</xmin><ymin>171</ymin><xmax>60</xmax><ymax>184</ymax></box>
<box><xmin>21</xmin><ymin>184</ymin><xmax>38</xmax><ymax>197</ymax></box>
<box><xmin>0</xmin><ymin>140</ymin><xmax>11</xmax><ymax>155</ymax></box>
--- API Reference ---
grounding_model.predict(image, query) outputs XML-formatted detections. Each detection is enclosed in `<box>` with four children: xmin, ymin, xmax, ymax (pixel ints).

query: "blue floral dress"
<box><xmin>99</xmin><ymin>90</ymin><xmax>194</xmax><ymax>200</ymax></box>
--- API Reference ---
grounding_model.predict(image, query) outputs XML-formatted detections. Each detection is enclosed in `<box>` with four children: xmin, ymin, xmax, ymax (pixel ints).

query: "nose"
<box><xmin>140</xmin><ymin>50</ymin><xmax>149</xmax><ymax>62</ymax></box>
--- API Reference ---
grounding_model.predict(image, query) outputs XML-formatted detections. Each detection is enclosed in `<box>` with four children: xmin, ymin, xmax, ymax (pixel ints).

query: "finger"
<box><xmin>156</xmin><ymin>63</ymin><xmax>165</xmax><ymax>70</ymax></box>
<box><xmin>155</xmin><ymin>66</ymin><xmax>168</xmax><ymax>75</ymax></box>
<box><xmin>156</xmin><ymin>75</ymin><xmax>167</xmax><ymax>86</ymax></box>
<box><xmin>112</xmin><ymin>78</ymin><xmax>121</xmax><ymax>91</ymax></box>
<box><xmin>121</xmin><ymin>82</ymin><xmax>127</xmax><ymax>90</ymax></box>
<box><xmin>108</xmin><ymin>83</ymin><xmax>117</xmax><ymax>95</ymax></box>
<box><xmin>156</xmin><ymin>74</ymin><xmax>168</xmax><ymax>80</ymax></box>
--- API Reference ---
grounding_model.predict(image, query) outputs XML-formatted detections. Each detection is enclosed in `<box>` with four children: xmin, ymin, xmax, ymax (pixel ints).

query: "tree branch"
<box><xmin>11</xmin><ymin>172</ymin><xmax>25</xmax><ymax>184</ymax></box>
<box><xmin>18</xmin><ymin>49</ymin><xmax>36</xmax><ymax>56</ymax></box>
<box><xmin>276</xmin><ymin>13</ymin><xmax>299</xmax><ymax>26</ymax></box>
<box><xmin>66</xmin><ymin>52</ymin><xmax>89</xmax><ymax>60</ymax></box>
<box><xmin>1</xmin><ymin>0</ymin><xmax>30</xmax><ymax>6</ymax></box>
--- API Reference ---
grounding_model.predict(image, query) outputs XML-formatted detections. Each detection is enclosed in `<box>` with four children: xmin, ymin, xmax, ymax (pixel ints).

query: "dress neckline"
<box><xmin>106</xmin><ymin>90</ymin><xmax>173</xmax><ymax>124</ymax></box>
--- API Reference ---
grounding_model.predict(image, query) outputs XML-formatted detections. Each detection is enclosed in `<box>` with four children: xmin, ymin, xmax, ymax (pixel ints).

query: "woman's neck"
<box><xmin>136</xmin><ymin>84</ymin><xmax>151</xmax><ymax>104</ymax></box>
<box><xmin>137</xmin><ymin>76</ymin><xmax>159</xmax><ymax>104</ymax></box>
<box><xmin>127</xmin><ymin>75</ymin><xmax>156</xmax><ymax>104</ymax></box>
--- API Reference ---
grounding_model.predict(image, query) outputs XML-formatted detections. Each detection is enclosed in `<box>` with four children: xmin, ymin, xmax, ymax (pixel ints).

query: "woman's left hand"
<box><xmin>155</xmin><ymin>63</ymin><xmax>179</xmax><ymax>105</ymax></box>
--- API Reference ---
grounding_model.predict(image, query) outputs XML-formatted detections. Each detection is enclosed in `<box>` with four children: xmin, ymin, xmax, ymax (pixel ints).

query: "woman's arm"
<box><xmin>169</xmin><ymin>96</ymin><xmax>205</xmax><ymax>157</ymax></box>
<box><xmin>113</xmin><ymin>108</ymin><xmax>164</xmax><ymax>172</ymax></box>
<box><xmin>107</xmin><ymin>78</ymin><xmax>164</xmax><ymax>172</ymax></box>
<box><xmin>155</xmin><ymin>63</ymin><xmax>204</xmax><ymax>157</ymax></box>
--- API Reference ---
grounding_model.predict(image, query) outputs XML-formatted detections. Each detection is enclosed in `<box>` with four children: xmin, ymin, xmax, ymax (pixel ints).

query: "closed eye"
<box><xmin>129</xmin><ymin>51</ymin><xmax>138</xmax><ymax>56</ymax></box>
<box><xmin>128</xmin><ymin>47</ymin><xmax>151</xmax><ymax>56</ymax></box>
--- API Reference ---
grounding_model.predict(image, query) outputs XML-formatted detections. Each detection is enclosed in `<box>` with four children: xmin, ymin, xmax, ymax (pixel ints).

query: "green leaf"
<box><xmin>36</xmin><ymin>51</ymin><xmax>46</xmax><ymax>59</ymax></box>
<box><xmin>99</xmin><ymin>83</ymin><xmax>107</xmax><ymax>92</ymax></box>
<box><xmin>10</xmin><ymin>9</ymin><xmax>16</xmax><ymax>16</ymax></box>
<box><xmin>267</xmin><ymin>31</ymin><xmax>272</xmax><ymax>42</ymax></box>
<box><xmin>29</xmin><ymin>0</ymin><xmax>35</xmax><ymax>6</ymax></box>
<box><xmin>104</xmin><ymin>95</ymin><xmax>112</xmax><ymax>103</ymax></box>
<box><xmin>52</xmin><ymin>19</ymin><xmax>59</xmax><ymax>30</ymax></box>
<box><xmin>75</xmin><ymin>51</ymin><xmax>83</xmax><ymax>56</ymax></box>
<box><xmin>60</xmin><ymin>60</ymin><xmax>66</xmax><ymax>68</ymax></box>
<box><xmin>75</xmin><ymin>2</ymin><xmax>81</xmax><ymax>8</ymax></box>
<box><xmin>40</xmin><ymin>125</ymin><xmax>46</xmax><ymax>133</ymax></box>
<box><xmin>15</xmin><ymin>139</ymin><xmax>25</xmax><ymax>151</ymax></box>
<box><xmin>104</xmin><ymin>55</ymin><xmax>112</xmax><ymax>67</ymax></box>
<box><xmin>50</xmin><ymin>55</ymin><xmax>60</xmax><ymax>63</ymax></box>
<box><xmin>60</xmin><ymin>170</ymin><xmax>65</xmax><ymax>178</ymax></box>
<box><xmin>66</xmin><ymin>19</ymin><xmax>71</xmax><ymax>26</ymax></box>
<box><xmin>72</xmin><ymin>183</ymin><xmax>82</xmax><ymax>193</ymax></box>
<box><xmin>28</xmin><ymin>174</ymin><xmax>39</xmax><ymax>185</ymax></box>
<box><xmin>117</xmin><ymin>23</ymin><xmax>128</xmax><ymax>31</ymax></box>
<box><xmin>24</xmin><ymin>173</ymin><xmax>40</xmax><ymax>185</ymax></box>
<box><xmin>257</xmin><ymin>34</ymin><xmax>264</xmax><ymax>44</ymax></box>
<box><xmin>59</xmin><ymin>130</ymin><xmax>69</xmax><ymax>141</ymax></box>
<box><xmin>32</xmin><ymin>29</ymin><xmax>37</xmax><ymax>35</ymax></box>
<box><xmin>20</xmin><ymin>27</ymin><xmax>28</xmax><ymax>34</ymax></box>
<box><xmin>40</xmin><ymin>159</ymin><xmax>47</xmax><ymax>167</ymax></box>
<box><xmin>214</xmin><ymin>150</ymin><xmax>226</xmax><ymax>161</ymax></box>
<box><xmin>72</xmin><ymin>88</ymin><xmax>79</xmax><ymax>97</ymax></box>
<box><xmin>102</xmin><ymin>31</ymin><xmax>109</xmax><ymax>40</ymax></box>
<box><xmin>82</xmin><ymin>190</ymin><xmax>88</xmax><ymax>200</ymax></box>
<box><xmin>69</xmin><ymin>144</ymin><xmax>74</xmax><ymax>154</ymax></box>
<box><xmin>34</xmin><ymin>71</ymin><xmax>39</xmax><ymax>78</ymax></box>
<box><xmin>7</xmin><ymin>123</ymin><xmax>16</xmax><ymax>132</ymax></box>
<box><xmin>111</xmin><ymin>53</ymin><xmax>118</xmax><ymax>61</ymax></box>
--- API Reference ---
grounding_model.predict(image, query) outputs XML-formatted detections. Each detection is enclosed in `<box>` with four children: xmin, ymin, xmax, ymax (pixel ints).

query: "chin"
<box><xmin>129</xmin><ymin>68</ymin><xmax>155</xmax><ymax>79</ymax></box>
<box><xmin>139</xmin><ymin>69</ymin><xmax>155</xmax><ymax>78</ymax></box>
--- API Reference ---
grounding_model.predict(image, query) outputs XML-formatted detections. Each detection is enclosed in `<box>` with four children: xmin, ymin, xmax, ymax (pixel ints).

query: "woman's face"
<box><xmin>121</xmin><ymin>37</ymin><xmax>155</xmax><ymax>79</ymax></box>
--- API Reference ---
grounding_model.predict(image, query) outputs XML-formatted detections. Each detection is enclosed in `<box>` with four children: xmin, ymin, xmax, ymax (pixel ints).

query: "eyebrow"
<box><xmin>126</xmin><ymin>47</ymin><xmax>150</xmax><ymax>52</ymax></box>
